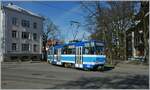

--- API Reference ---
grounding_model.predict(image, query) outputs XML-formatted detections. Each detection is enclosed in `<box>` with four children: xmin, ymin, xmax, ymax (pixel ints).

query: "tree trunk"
<box><xmin>124</xmin><ymin>31</ymin><xmax>127</xmax><ymax>61</ymax></box>
<box><xmin>43</xmin><ymin>41</ymin><xmax>47</xmax><ymax>61</ymax></box>
<box><xmin>143</xmin><ymin>18</ymin><xmax>149</xmax><ymax>63</ymax></box>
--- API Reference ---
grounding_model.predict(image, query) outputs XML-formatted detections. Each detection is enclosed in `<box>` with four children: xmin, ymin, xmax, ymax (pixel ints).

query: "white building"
<box><xmin>0</xmin><ymin>3</ymin><xmax>44</xmax><ymax>61</ymax></box>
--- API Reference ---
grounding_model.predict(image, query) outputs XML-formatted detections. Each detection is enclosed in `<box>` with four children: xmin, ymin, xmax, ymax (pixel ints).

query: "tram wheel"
<box><xmin>71</xmin><ymin>64</ymin><xmax>75</xmax><ymax>68</ymax></box>
<box><xmin>83</xmin><ymin>68</ymin><xmax>90</xmax><ymax>71</ymax></box>
<box><xmin>64</xmin><ymin>63</ymin><xmax>68</xmax><ymax>68</ymax></box>
<box><xmin>97</xmin><ymin>65</ymin><xmax>104</xmax><ymax>71</ymax></box>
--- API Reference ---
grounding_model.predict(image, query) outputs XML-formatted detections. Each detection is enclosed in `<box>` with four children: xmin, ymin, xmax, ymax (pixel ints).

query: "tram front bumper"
<box><xmin>83</xmin><ymin>63</ymin><xmax>104</xmax><ymax>69</ymax></box>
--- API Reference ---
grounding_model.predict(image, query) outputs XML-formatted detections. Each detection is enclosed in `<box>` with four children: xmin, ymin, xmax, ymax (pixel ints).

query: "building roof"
<box><xmin>3</xmin><ymin>3</ymin><xmax>44</xmax><ymax>20</ymax></box>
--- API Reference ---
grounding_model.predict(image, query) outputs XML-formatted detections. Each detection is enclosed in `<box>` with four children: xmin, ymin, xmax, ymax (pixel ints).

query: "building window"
<box><xmin>33</xmin><ymin>44</ymin><xmax>37</xmax><ymax>52</ymax></box>
<box><xmin>12</xmin><ymin>31</ymin><xmax>17</xmax><ymax>38</ymax></box>
<box><xmin>33</xmin><ymin>22</ymin><xmax>37</xmax><ymax>29</ymax></box>
<box><xmin>33</xmin><ymin>33</ymin><xmax>37</xmax><ymax>40</ymax></box>
<box><xmin>22</xmin><ymin>44</ymin><xmax>29</xmax><ymax>51</ymax></box>
<box><xmin>12</xmin><ymin>43</ymin><xmax>17</xmax><ymax>51</ymax></box>
<box><xmin>21</xmin><ymin>20</ymin><xmax>30</xmax><ymax>27</ymax></box>
<box><xmin>22</xmin><ymin>32</ymin><xmax>29</xmax><ymax>39</ymax></box>
<box><xmin>12</xmin><ymin>17</ymin><xmax>17</xmax><ymax>25</ymax></box>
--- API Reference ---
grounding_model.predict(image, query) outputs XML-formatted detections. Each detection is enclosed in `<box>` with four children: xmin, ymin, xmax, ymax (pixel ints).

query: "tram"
<box><xmin>47</xmin><ymin>40</ymin><xmax>106</xmax><ymax>70</ymax></box>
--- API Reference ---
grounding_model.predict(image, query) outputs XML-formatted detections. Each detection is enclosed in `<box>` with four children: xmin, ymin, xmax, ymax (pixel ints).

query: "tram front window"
<box><xmin>84</xmin><ymin>47</ymin><xmax>95</xmax><ymax>54</ymax></box>
<box><xmin>95</xmin><ymin>46</ymin><xmax>104</xmax><ymax>55</ymax></box>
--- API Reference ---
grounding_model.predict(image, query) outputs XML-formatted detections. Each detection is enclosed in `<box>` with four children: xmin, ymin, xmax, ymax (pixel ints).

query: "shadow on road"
<box><xmin>88</xmin><ymin>65</ymin><xmax>115</xmax><ymax>72</ymax></box>
<box><xmin>51</xmin><ymin>64</ymin><xmax>115</xmax><ymax>72</ymax></box>
<box><xmin>47</xmin><ymin>74</ymin><xmax>149</xmax><ymax>89</ymax></box>
<box><xmin>100</xmin><ymin>65</ymin><xmax>115</xmax><ymax>72</ymax></box>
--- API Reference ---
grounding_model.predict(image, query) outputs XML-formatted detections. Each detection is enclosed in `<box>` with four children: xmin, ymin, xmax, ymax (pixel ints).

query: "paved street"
<box><xmin>1</xmin><ymin>62</ymin><xmax>149</xmax><ymax>89</ymax></box>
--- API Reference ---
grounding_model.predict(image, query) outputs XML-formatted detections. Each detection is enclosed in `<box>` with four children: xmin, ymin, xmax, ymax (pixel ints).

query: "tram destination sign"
<box><xmin>68</xmin><ymin>45</ymin><xmax>75</xmax><ymax>48</ymax></box>
<box><xmin>95</xmin><ymin>42</ymin><xmax>104</xmax><ymax>46</ymax></box>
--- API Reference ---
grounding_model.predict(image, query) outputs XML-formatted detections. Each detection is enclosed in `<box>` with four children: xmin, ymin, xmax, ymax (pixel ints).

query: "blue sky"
<box><xmin>2</xmin><ymin>1</ymin><xmax>140</xmax><ymax>42</ymax></box>
<box><xmin>2</xmin><ymin>1</ymin><xmax>91</xmax><ymax>42</ymax></box>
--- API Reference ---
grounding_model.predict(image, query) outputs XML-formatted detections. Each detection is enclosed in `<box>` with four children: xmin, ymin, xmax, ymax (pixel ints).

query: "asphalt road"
<box><xmin>1</xmin><ymin>62</ymin><xmax>149</xmax><ymax>89</ymax></box>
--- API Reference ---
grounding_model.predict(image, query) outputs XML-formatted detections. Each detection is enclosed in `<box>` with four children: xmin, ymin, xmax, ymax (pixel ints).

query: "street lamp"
<box><xmin>139</xmin><ymin>30</ymin><xmax>143</xmax><ymax>34</ymax></box>
<box><xmin>139</xmin><ymin>30</ymin><xmax>143</xmax><ymax>44</ymax></box>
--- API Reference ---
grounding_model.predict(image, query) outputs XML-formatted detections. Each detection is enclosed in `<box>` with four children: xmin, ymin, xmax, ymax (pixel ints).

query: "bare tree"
<box><xmin>134</xmin><ymin>1</ymin><xmax>149</xmax><ymax>63</ymax></box>
<box><xmin>42</xmin><ymin>18</ymin><xmax>59</xmax><ymax>61</ymax></box>
<box><xmin>81</xmin><ymin>1</ymin><xmax>139</xmax><ymax>64</ymax></box>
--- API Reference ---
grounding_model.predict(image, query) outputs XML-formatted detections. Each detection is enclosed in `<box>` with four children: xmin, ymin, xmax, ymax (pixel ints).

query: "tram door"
<box><xmin>75</xmin><ymin>46</ymin><xmax>83</xmax><ymax>68</ymax></box>
<box><xmin>56</xmin><ymin>48</ymin><xmax>61</xmax><ymax>65</ymax></box>
<box><xmin>48</xmin><ymin>47</ymin><xmax>54</xmax><ymax>63</ymax></box>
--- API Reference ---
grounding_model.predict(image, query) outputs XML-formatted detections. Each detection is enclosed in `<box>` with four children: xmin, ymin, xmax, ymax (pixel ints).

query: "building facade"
<box><xmin>0</xmin><ymin>3</ymin><xmax>44</xmax><ymax>61</ymax></box>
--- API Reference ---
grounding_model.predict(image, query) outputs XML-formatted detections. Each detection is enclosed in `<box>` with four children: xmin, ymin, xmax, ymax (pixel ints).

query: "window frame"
<box><xmin>33</xmin><ymin>22</ymin><xmax>37</xmax><ymax>29</ymax></box>
<box><xmin>33</xmin><ymin>33</ymin><xmax>37</xmax><ymax>40</ymax></box>
<box><xmin>22</xmin><ymin>32</ymin><xmax>30</xmax><ymax>39</ymax></box>
<box><xmin>33</xmin><ymin>44</ymin><xmax>37</xmax><ymax>52</ymax></box>
<box><xmin>22</xmin><ymin>44</ymin><xmax>30</xmax><ymax>51</ymax></box>
<box><xmin>12</xmin><ymin>17</ymin><xmax>17</xmax><ymax>25</ymax></box>
<box><xmin>12</xmin><ymin>31</ymin><xmax>17</xmax><ymax>38</ymax></box>
<box><xmin>21</xmin><ymin>20</ymin><xmax>30</xmax><ymax>28</ymax></box>
<box><xmin>12</xmin><ymin>43</ymin><xmax>17</xmax><ymax>51</ymax></box>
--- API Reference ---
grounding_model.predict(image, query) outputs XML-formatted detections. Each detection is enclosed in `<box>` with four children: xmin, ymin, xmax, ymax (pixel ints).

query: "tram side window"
<box><xmin>62</xmin><ymin>49</ymin><xmax>67</xmax><ymax>54</ymax></box>
<box><xmin>67</xmin><ymin>48</ymin><xmax>75</xmax><ymax>54</ymax></box>
<box><xmin>48</xmin><ymin>47</ymin><xmax>53</xmax><ymax>55</ymax></box>
<box><xmin>84</xmin><ymin>48</ymin><xmax>89</xmax><ymax>54</ymax></box>
<box><xmin>62</xmin><ymin>48</ymin><xmax>75</xmax><ymax>54</ymax></box>
<box><xmin>54</xmin><ymin>49</ymin><xmax>57</xmax><ymax>54</ymax></box>
<box><xmin>62</xmin><ymin>47</ymin><xmax>67</xmax><ymax>54</ymax></box>
<box><xmin>48</xmin><ymin>50</ymin><xmax>51</xmax><ymax>55</ymax></box>
<box><xmin>47</xmin><ymin>50</ymin><xmax>50</xmax><ymax>55</ymax></box>
<box><xmin>67</xmin><ymin>49</ymin><xmax>71</xmax><ymax>54</ymax></box>
<box><xmin>71</xmin><ymin>48</ymin><xmax>75</xmax><ymax>54</ymax></box>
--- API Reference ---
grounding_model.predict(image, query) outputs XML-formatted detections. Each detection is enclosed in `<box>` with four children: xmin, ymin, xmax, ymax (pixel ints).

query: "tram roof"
<box><xmin>54</xmin><ymin>44</ymin><xmax>64</xmax><ymax>49</ymax></box>
<box><xmin>67</xmin><ymin>40</ymin><xmax>104</xmax><ymax>46</ymax></box>
<box><xmin>54</xmin><ymin>40</ymin><xmax>104</xmax><ymax>48</ymax></box>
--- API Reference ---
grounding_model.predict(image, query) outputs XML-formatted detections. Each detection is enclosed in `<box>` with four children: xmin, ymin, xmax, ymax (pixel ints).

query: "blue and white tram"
<box><xmin>48</xmin><ymin>44</ymin><xmax>64</xmax><ymax>65</ymax></box>
<box><xmin>47</xmin><ymin>40</ymin><xmax>106</xmax><ymax>70</ymax></box>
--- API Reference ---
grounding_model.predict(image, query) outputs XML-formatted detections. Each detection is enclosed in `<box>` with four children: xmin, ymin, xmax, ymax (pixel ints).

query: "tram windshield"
<box><xmin>95</xmin><ymin>42</ymin><xmax>105</xmax><ymax>55</ymax></box>
<box><xmin>83</xmin><ymin>42</ymin><xmax>95</xmax><ymax>54</ymax></box>
<box><xmin>95</xmin><ymin>46</ymin><xmax>104</xmax><ymax>55</ymax></box>
<box><xmin>84</xmin><ymin>47</ymin><xmax>95</xmax><ymax>54</ymax></box>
